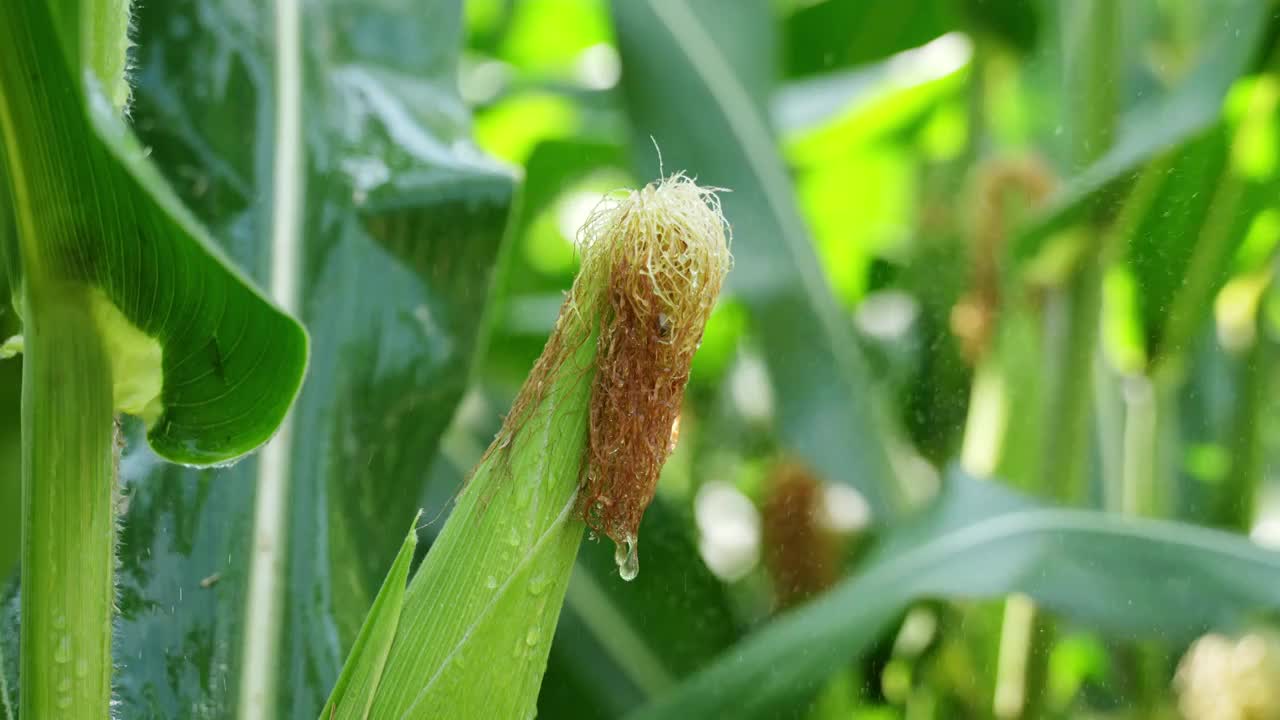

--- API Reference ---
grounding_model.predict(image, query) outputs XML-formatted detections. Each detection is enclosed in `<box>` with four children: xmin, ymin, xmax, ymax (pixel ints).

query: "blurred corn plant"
<box><xmin>7</xmin><ymin>0</ymin><xmax>1280</xmax><ymax>719</ymax></box>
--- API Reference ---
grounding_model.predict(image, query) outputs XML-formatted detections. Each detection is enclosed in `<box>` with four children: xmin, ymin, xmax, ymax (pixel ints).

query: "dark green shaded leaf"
<box><xmin>783</xmin><ymin>0</ymin><xmax>959</xmax><ymax>78</ymax></box>
<box><xmin>783</xmin><ymin>0</ymin><xmax>1037</xmax><ymax>79</ymax></box>
<box><xmin>632</xmin><ymin>470</ymin><xmax>1280</xmax><ymax>718</ymax></box>
<box><xmin>540</xmin><ymin>497</ymin><xmax>741</xmax><ymax>716</ymax></box>
<box><xmin>958</xmin><ymin>0</ymin><xmax>1039</xmax><ymax>54</ymax></box>
<box><xmin>520</xmin><ymin>139</ymin><xmax>627</xmax><ymax>235</ymax></box>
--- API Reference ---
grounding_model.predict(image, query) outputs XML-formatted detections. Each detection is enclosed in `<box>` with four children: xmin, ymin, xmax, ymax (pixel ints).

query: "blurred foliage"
<box><xmin>5</xmin><ymin>0</ymin><xmax>1280</xmax><ymax>717</ymax></box>
<box><xmin>461</xmin><ymin>0</ymin><xmax>1280</xmax><ymax>718</ymax></box>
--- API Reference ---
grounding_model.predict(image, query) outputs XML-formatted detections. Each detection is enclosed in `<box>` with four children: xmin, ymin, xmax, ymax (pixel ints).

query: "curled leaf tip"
<box><xmin>577</xmin><ymin>173</ymin><xmax>732</xmax><ymax>579</ymax></box>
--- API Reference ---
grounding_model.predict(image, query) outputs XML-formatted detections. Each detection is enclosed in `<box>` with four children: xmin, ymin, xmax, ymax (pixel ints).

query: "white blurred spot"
<box><xmin>557</xmin><ymin>191</ymin><xmax>602</xmax><ymax>245</ymax></box>
<box><xmin>887</xmin><ymin>33</ymin><xmax>972</xmax><ymax>85</ymax></box>
<box><xmin>341</xmin><ymin>156</ymin><xmax>391</xmax><ymax>205</ymax></box>
<box><xmin>820</xmin><ymin>483</ymin><xmax>872</xmax><ymax>534</ymax></box>
<box><xmin>730</xmin><ymin>353</ymin><xmax>773</xmax><ymax>423</ymax></box>
<box><xmin>695</xmin><ymin>481</ymin><xmax>761</xmax><ymax>581</ymax></box>
<box><xmin>893</xmin><ymin>608</ymin><xmax>938</xmax><ymax>657</ymax></box>
<box><xmin>454</xmin><ymin>387</ymin><xmax>490</xmax><ymax>430</ymax></box>
<box><xmin>1251</xmin><ymin>517</ymin><xmax>1280</xmax><ymax>549</ymax></box>
<box><xmin>460</xmin><ymin>58</ymin><xmax>510</xmax><ymax>105</ymax></box>
<box><xmin>854</xmin><ymin>290</ymin><xmax>919</xmax><ymax>341</ymax></box>
<box><xmin>0</xmin><ymin>335</ymin><xmax>23</xmax><ymax>359</ymax></box>
<box><xmin>893</xmin><ymin>450</ymin><xmax>940</xmax><ymax>507</ymax></box>
<box><xmin>575</xmin><ymin>43</ymin><xmax>621</xmax><ymax>90</ymax></box>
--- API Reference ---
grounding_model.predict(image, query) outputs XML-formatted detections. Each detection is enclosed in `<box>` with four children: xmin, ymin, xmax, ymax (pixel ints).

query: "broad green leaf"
<box><xmin>782</xmin><ymin>0</ymin><xmax>1037</xmax><ymax>79</ymax></box>
<box><xmin>320</xmin><ymin>513</ymin><xmax>418</xmax><ymax>720</ymax></box>
<box><xmin>108</xmin><ymin>0</ymin><xmax>514</xmax><ymax>717</ymax></box>
<box><xmin>1013</xmin><ymin>0</ymin><xmax>1272</xmax><ymax>266</ymax></box>
<box><xmin>783</xmin><ymin>0</ymin><xmax>960</xmax><ymax>77</ymax></box>
<box><xmin>610</xmin><ymin>0</ymin><xmax>903</xmax><ymax>516</ymax></box>
<box><xmin>632</xmin><ymin>470</ymin><xmax>1280</xmax><ymax>719</ymax></box>
<box><xmin>519</xmin><ymin>139</ymin><xmax>628</xmax><ymax>239</ymax></box>
<box><xmin>0</xmin><ymin>3</ymin><xmax>308</xmax><ymax>468</ymax></box>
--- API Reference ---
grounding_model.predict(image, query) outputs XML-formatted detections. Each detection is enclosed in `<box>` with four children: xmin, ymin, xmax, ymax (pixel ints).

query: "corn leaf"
<box><xmin>632</xmin><ymin>469</ymin><xmax>1280</xmax><ymax>718</ymax></box>
<box><xmin>320</xmin><ymin>513</ymin><xmax>419</xmax><ymax>720</ymax></box>
<box><xmin>0</xmin><ymin>1</ymin><xmax>308</xmax><ymax>466</ymax></box>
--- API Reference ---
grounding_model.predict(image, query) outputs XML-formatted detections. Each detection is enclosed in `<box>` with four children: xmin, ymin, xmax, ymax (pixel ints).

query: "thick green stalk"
<box><xmin>1213</xmin><ymin>332</ymin><xmax>1270</xmax><ymax>530</ymax></box>
<box><xmin>1041</xmin><ymin>0</ymin><xmax>1119</xmax><ymax>505</ymax></box>
<box><xmin>20</xmin><ymin>283</ymin><xmax>115</xmax><ymax>719</ymax></box>
<box><xmin>994</xmin><ymin>3</ymin><xmax>1120</xmax><ymax>717</ymax></box>
<box><xmin>0</xmin><ymin>2</ymin><xmax>132</xmax><ymax>718</ymax></box>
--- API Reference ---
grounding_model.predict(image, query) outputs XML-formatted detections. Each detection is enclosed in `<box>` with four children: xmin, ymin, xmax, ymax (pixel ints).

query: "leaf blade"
<box><xmin>322</xmin><ymin>512</ymin><xmax>419</xmax><ymax>720</ymax></box>
<box><xmin>631</xmin><ymin>471</ymin><xmax>1280</xmax><ymax>718</ymax></box>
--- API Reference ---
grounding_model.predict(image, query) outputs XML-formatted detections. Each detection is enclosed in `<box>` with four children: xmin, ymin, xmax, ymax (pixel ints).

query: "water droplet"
<box><xmin>485</xmin><ymin>575</ymin><xmax>498</xmax><ymax>590</ymax></box>
<box><xmin>52</xmin><ymin>614</ymin><xmax>66</xmax><ymax>630</ymax></box>
<box><xmin>56</xmin><ymin>694</ymin><xmax>72</xmax><ymax>709</ymax></box>
<box><xmin>507</xmin><ymin>526</ymin><xmax>521</xmax><ymax>547</ymax></box>
<box><xmin>614</xmin><ymin>534</ymin><xmax>639</xmax><ymax>581</ymax></box>
<box><xmin>57</xmin><ymin>677</ymin><xmax>71</xmax><ymax>692</ymax></box>
<box><xmin>528</xmin><ymin>573</ymin><xmax>549</xmax><ymax>596</ymax></box>
<box><xmin>75</xmin><ymin>658</ymin><xmax>88</xmax><ymax>678</ymax></box>
<box><xmin>53</xmin><ymin>635</ymin><xmax>71</xmax><ymax>664</ymax></box>
<box><xmin>525</xmin><ymin>626</ymin><xmax>542</xmax><ymax>647</ymax></box>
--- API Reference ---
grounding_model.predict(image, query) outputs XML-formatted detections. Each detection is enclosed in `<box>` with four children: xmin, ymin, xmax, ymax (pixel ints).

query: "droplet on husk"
<box><xmin>614</xmin><ymin>534</ymin><xmax>639</xmax><ymax>581</ymax></box>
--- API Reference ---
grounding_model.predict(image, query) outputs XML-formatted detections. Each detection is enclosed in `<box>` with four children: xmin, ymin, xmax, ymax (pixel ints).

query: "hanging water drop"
<box><xmin>53</xmin><ymin>634</ymin><xmax>71</xmax><ymax>664</ymax></box>
<box><xmin>485</xmin><ymin>575</ymin><xmax>498</xmax><ymax>590</ymax></box>
<box><xmin>528</xmin><ymin>572</ymin><xmax>549</xmax><ymax>596</ymax></box>
<box><xmin>614</xmin><ymin>534</ymin><xmax>639</xmax><ymax>581</ymax></box>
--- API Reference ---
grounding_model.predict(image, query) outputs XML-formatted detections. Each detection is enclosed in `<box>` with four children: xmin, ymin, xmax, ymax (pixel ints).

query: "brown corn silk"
<box><xmin>580</xmin><ymin>175</ymin><xmax>730</xmax><ymax>570</ymax></box>
<box><xmin>493</xmin><ymin>174</ymin><xmax>730</xmax><ymax>577</ymax></box>
<box><xmin>950</xmin><ymin>156</ymin><xmax>1055</xmax><ymax>362</ymax></box>
<box><xmin>762</xmin><ymin>461</ymin><xmax>839</xmax><ymax>609</ymax></box>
